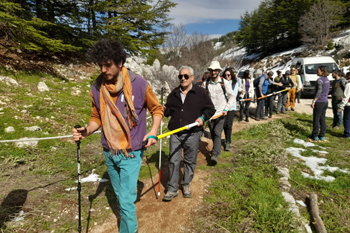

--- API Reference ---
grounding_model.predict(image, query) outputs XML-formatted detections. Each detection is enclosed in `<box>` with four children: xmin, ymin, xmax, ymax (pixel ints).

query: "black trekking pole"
<box><xmin>74</xmin><ymin>125</ymin><xmax>84</xmax><ymax>233</ymax></box>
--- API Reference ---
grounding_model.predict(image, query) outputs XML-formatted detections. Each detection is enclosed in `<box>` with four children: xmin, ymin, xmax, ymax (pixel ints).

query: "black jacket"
<box><xmin>278</xmin><ymin>76</ymin><xmax>293</xmax><ymax>91</ymax></box>
<box><xmin>164</xmin><ymin>83</ymin><xmax>215</xmax><ymax>133</ymax></box>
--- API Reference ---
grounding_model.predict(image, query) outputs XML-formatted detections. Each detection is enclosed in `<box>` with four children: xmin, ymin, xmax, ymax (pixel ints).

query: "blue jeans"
<box><xmin>332</xmin><ymin>99</ymin><xmax>343</xmax><ymax>127</ymax></box>
<box><xmin>104</xmin><ymin>150</ymin><xmax>143</xmax><ymax>233</ymax></box>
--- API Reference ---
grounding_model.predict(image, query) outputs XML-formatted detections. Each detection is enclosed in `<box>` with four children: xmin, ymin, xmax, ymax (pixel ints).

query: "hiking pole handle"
<box><xmin>74</xmin><ymin>125</ymin><xmax>87</xmax><ymax>144</ymax></box>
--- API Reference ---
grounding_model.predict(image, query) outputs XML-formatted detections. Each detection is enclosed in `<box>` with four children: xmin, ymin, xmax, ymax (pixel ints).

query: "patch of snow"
<box><xmin>78</xmin><ymin>169</ymin><xmax>109</xmax><ymax>183</ymax></box>
<box><xmin>65</xmin><ymin>187</ymin><xmax>77</xmax><ymax>191</ymax></box>
<box><xmin>311</xmin><ymin>149</ymin><xmax>328</xmax><ymax>154</ymax></box>
<box><xmin>293</xmin><ymin>138</ymin><xmax>316</xmax><ymax>147</ymax></box>
<box><xmin>286</xmin><ymin>147</ymin><xmax>348</xmax><ymax>182</ymax></box>
<box><xmin>213</xmin><ymin>42</ymin><xmax>223</xmax><ymax>50</ymax></box>
<box><xmin>24</xmin><ymin>126</ymin><xmax>42</xmax><ymax>131</ymax></box>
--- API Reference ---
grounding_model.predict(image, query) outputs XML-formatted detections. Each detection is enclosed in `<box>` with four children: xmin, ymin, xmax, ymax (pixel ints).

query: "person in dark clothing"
<box><xmin>255</xmin><ymin>71</ymin><xmax>282</xmax><ymax>121</ymax></box>
<box><xmin>310</xmin><ymin>66</ymin><xmax>330</xmax><ymax>142</ymax></box>
<box><xmin>338</xmin><ymin>72</ymin><xmax>350</xmax><ymax>138</ymax></box>
<box><xmin>276</xmin><ymin>71</ymin><xmax>293</xmax><ymax>113</ymax></box>
<box><xmin>264</xmin><ymin>73</ymin><xmax>278</xmax><ymax>118</ymax></box>
<box><xmin>163</xmin><ymin>66</ymin><xmax>215</xmax><ymax>201</ymax></box>
<box><xmin>196</xmin><ymin>71</ymin><xmax>210</xmax><ymax>87</ymax></box>
<box><xmin>331</xmin><ymin>70</ymin><xmax>346</xmax><ymax>128</ymax></box>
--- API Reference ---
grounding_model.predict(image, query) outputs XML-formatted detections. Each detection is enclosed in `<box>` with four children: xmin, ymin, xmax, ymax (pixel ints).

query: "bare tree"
<box><xmin>298</xmin><ymin>0</ymin><xmax>344</xmax><ymax>46</ymax></box>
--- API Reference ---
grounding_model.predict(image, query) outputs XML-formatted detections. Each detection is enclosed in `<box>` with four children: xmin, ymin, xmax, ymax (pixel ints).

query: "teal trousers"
<box><xmin>104</xmin><ymin>150</ymin><xmax>143</xmax><ymax>233</ymax></box>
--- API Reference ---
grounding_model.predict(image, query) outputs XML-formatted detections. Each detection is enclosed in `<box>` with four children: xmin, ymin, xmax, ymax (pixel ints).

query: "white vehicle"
<box><xmin>292</xmin><ymin>56</ymin><xmax>340</xmax><ymax>95</ymax></box>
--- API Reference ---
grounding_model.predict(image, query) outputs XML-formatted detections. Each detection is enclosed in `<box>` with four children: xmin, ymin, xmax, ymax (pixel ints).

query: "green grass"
<box><xmin>194</xmin><ymin>113</ymin><xmax>350</xmax><ymax>232</ymax></box>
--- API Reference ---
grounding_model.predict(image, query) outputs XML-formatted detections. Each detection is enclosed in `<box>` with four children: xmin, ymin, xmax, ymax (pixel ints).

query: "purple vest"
<box><xmin>91</xmin><ymin>69</ymin><xmax>148</xmax><ymax>151</ymax></box>
<box><xmin>316</xmin><ymin>76</ymin><xmax>330</xmax><ymax>103</ymax></box>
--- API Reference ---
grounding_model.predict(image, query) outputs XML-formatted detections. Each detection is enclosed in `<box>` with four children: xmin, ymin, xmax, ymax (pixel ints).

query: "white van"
<box><xmin>291</xmin><ymin>56</ymin><xmax>340</xmax><ymax>95</ymax></box>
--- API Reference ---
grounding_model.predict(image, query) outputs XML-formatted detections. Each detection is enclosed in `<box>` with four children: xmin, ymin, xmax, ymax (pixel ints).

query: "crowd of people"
<box><xmin>72</xmin><ymin>39</ymin><xmax>350</xmax><ymax>232</ymax></box>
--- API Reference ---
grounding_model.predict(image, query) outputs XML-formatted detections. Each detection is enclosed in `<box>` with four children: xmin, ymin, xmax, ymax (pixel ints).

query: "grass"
<box><xmin>194</xmin><ymin>113</ymin><xmax>350</xmax><ymax>232</ymax></box>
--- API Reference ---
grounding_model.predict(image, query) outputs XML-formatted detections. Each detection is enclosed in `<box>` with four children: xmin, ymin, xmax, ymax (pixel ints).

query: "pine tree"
<box><xmin>0</xmin><ymin>1</ymin><xmax>81</xmax><ymax>52</ymax></box>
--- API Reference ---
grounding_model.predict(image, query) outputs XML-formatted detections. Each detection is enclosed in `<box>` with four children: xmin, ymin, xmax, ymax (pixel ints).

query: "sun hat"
<box><xmin>207</xmin><ymin>61</ymin><xmax>222</xmax><ymax>71</ymax></box>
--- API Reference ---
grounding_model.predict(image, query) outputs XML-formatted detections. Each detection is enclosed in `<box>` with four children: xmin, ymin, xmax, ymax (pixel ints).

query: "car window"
<box><xmin>304</xmin><ymin>63</ymin><xmax>339</xmax><ymax>74</ymax></box>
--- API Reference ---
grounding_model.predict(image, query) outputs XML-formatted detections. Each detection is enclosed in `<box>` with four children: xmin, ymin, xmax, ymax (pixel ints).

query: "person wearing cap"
<box><xmin>203</xmin><ymin>61</ymin><xmax>235</xmax><ymax>165</ymax></box>
<box><xmin>338</xmin><ymin>72</ymin><xmax>350</xmax><ymax>139</ymax></box>
<box><xmin>331</xmin><ymin>70</ymin><xmax>346</xmax><ymax>128</ymax></box>
<box><xmin>276</xmin><ymin>71</ymin><xmax>293</xmax><ymax>114</ymax></box>
<box><xmin>255</xmin><ymin>71</ymin><xmax>282</xmax><ymax>121</ymax></box>
<box><xmin>286</xmin><ymin>65</ymin><xmax>300</xmax><ymax>111</ymax></box>
<box><xmin>163</xmin><ymin>66</ymin><xmax>215</xmax><ymax>201</ymax></box>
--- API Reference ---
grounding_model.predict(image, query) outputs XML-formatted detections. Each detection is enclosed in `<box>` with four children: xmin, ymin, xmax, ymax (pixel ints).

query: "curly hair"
<box><xmin>89</xmin><ymin>39</ymin><xmax>127</xmax><ymax>66</ymax></box>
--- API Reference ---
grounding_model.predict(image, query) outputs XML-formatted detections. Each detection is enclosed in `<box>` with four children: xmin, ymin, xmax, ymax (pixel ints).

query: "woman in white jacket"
<box><xmin>238</xmin><ymin>70</ymin><xmax>255</xmax><ymax>122</ymax></box>
<box><xmin>338</xmin><ymin>72</ymin><xmax>350</xmax><ymax>138</ymax></box>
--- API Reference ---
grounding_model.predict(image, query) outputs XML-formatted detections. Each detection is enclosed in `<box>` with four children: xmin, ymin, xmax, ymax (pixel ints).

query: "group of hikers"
<box><xmin>72</xmin><ymin>39</ymin><xmax>350</xmax><ymax>233</ymax></box>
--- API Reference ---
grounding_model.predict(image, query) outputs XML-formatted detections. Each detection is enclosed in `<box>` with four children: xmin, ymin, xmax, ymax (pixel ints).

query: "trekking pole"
<box><xmin>158</xmin><ymin>87</ymin><xmax>164</xmax><ymax>196</ymax></box>
<box><xmin>257</xmin><ymin>88</ymin><xmax>288</xmax><ymax>100</ymax></box>
<box><xmin>208</xmin><ymin>113</ymin><xmax>224</xmax><ymax>122</ymax></box>
<box><xmin>74</xmin><ymin>125</ymin><xmax>85</xmax><ymax>233</ymax></box>
<box><xmin>142</xmin><ymin>122</ymin><xmax>199</xmax><ymax>146</ymax></box>
<box><xmin>239</xmin><ymin>98</ymin><xmax>252</xmax><ymax>102</ymax></box>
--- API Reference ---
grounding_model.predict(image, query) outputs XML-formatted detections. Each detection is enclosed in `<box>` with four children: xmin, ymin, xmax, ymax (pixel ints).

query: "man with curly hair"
<box><xmin>72</xmin><ymin>39</ymin><xmax>164</xmax><ymax>233</ymax></box>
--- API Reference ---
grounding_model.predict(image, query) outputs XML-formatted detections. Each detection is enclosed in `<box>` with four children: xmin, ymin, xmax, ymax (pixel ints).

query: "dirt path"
<box><xmin>90</xmin><ymin>98</ymin><xmax>335</xmax><ymax>233</ymax></box>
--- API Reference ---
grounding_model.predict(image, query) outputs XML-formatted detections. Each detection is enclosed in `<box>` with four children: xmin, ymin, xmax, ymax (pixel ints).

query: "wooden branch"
<box><xmin>309</xmin><ymin>193</ymin><xmax>327</xmax><ymax>233</ymax></box>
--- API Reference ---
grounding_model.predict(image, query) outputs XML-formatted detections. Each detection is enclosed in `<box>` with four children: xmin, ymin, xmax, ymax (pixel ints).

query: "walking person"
<box><xmin>331</xmin><ymin>70</ymin><xmax>346</xmax><ymax>128</ymax></box>
<box><xmin>264</xmin><ymin>72</ymin><xmax>277</xmax><ymax>118</ymax></box>
<box><xmin>203</xmin><ymin>61</ymin><xmax>235</xmax><ymax>165</ymax></box>
<box><xmin>310</xmin><ymin>66</ymin><xmax>331</xmax><ymax>142</ymax></box>
<box><xmin>222</xmin><ymin>67</ymin><xmax>240</xmax><ymax>151</ymax></box>
<box><xmin>72</xmin><ymin>39</ymin><xmax>164</xmax><ymax>233</ymax></box>
<box><xmin>276</xmin><ymin>71</ymin><xmax>293</xmax><ymax>114</ymax></box>
<box><xmin>295</xmin><ymin>69</ymin><xmax>303</xmax><ymax>103</ymax></box>
<box><xmin>255</xmin><ymin>71</ymin><xmax>282</xmax><ymax>121</ymax></box>
<box><xmin>163</xmin><ymin>66</ymin><xmax>215</xmax><ymax>201</ymax></box>
<box><xmin>338</xmin><ymin>72</ymin><xmax>350</xmax><ymax>139</ymax></box>
<box><xmin>239</xmin><ymin>70</ymin><xmax>254</xmax><ymax>122</ymax></box>
<box><xmin>286</xmin><ymin>66</ymin><xmax>300</xmax><ymax>111</ymax></box>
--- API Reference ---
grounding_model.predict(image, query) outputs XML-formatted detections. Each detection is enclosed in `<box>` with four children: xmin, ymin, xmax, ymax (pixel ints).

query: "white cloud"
<box><xmin>169</xmin><ymin>0</ymin><xmax>263</xmax><ymax>25</ymax></box>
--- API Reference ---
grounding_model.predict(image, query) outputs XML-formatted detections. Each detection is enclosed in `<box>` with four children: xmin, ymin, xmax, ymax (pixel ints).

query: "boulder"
<box><xmin>38</xmin><ymin>82</ymin><xmax>49</xmax><ymax>92</ymax></box>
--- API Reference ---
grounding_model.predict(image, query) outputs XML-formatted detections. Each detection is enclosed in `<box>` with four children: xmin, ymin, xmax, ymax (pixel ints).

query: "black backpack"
<box><xmin>253</xmin><ymin>76</ymin><xmax>261</xmax><ymax>88</ymax></box>
<box><xmin>205</xmin><ymin>77</ymin><xmax>228</xmax><ymax>102</ymax></box>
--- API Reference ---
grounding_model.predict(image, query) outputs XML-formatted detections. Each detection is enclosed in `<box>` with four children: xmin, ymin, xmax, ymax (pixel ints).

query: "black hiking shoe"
<box><xmin>162</xmin><ymin>191</ymin><xmax>179</xmax><ymax>202</ymax></box>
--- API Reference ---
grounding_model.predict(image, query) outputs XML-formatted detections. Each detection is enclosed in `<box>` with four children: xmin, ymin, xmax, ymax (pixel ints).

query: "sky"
<box><xmin>168</xmin><ymin>0</ymin><xmax>262</xmax><ymax>38</ymax></box>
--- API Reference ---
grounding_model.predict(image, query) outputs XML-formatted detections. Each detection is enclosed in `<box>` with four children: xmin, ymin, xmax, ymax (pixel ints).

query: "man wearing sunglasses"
<box><xmin>163</xmin><ymin>66</ymin><xmax>215</xmax><ymax>201</ymax></box>
<box><xmin>203</xmin><ymin>61</ymin><xmax>235</xmax><ymax>165</ymax></box>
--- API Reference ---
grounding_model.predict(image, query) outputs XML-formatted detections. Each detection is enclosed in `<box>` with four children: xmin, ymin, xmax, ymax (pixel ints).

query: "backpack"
<box><xmin>253</xmin><ymin>75</ymin><xmax>262</xmax><ymax>88</ymax></box>
<box><xmin>205</xmin><ymin>77</ymin><xmax>228</xmax><ymax>102</ymax></box>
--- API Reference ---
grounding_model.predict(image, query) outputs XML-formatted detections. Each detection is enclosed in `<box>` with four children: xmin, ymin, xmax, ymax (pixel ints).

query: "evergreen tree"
<box><xmin>0</xmin><ymin>1</ymin><xmax>80</xmax><ymax>52</ymax></box>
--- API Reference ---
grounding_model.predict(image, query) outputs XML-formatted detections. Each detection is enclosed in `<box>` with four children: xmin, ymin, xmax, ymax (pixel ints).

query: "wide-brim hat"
<box><xmin>207</xmin><ymin>61</ymin><xmax>222</xmax><ymax>71</ymax></box>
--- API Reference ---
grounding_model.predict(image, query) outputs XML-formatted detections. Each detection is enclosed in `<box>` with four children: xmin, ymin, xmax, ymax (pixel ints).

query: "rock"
<box><xmin>5</xmin><ymin>126</ymin><xmax>15</xmax><ymax>133</ymax></box>
<box><xmin>24</xmin><ymin>126</ymin><xmax>42</xmax><ymax>131</ymax></box>
<box><xmin>281</xmin><ymin>192</ymin><xmax>300</xmax><ymax>217</ymax></box>
<box><xmin>0</xmin><ymin>76</ymin><xmax>19</xmax><ymax>87</ymax></box>
<box><xmin>279</xmin><ymin>177</ymin><xmax>291</xmax><ymax>192</ymax></box>
<box><xmin>15</xmin><ymin>138</ymin><xmax>39</xmax><ymax>148</ymax></box>
<box><xmin>276</xmin><ymin>166</ymin><xmax>290</xmax><ymax>179</ymax></box>
<box><xmin>38</xmin><ymin>82</ymin><xmax>49</xmax><ymax>92</ymax></box>
<box><xmin>71</xmin><ymin>87</ymin><xmax>81</xmax><ymax>96</ymax></box>
<box><xmin>21</xmin><ymin>110</ymin><xmax>27</xmax><ymax>114</ymax></box>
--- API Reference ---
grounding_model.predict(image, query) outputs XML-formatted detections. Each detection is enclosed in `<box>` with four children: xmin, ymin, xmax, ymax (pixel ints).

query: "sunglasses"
<box><xmin>225</xmin><ymin>74</ymin><xmax>231</xmax><ymax>77</ymax></box>
<box><xmin>178</xmin><ymin>74</ymin><xmax>190</xmax><ymax>80</ymax></box>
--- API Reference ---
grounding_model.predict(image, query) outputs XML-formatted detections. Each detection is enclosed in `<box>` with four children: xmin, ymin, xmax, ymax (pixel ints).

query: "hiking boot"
<box><xmin>245</xmin><ymin>116</ymin><xmax>249</xmax><ymax>122</ymax></box>
<box><xmin>261</xmin><ymin>117</ymin><xmax>267</xmax><ymax>120</ymax></box>
<box><xmin>291</xmin><ymin>108</ymin><xmax>295</xmax><ymax>111</ymax></box>
<box><xmin>224</xmin><ymin>143</ymin><xmax>230</xmax><ymax>151</ymax></box>
<box><xmin>162</xmin><ymin>191</ymin><xmax>179</xmax><ymax>202</ymax></box>
<box><xmin>268</xmin><ymin>115</ymin><xmax>272</xmax><ymax>118</ymax></box>
<box><xmin>238</xmin><ymin>118</ymin><xmax>243</xmax><ymax>122</ymax></box>
<box><xmin>211</xmin><ymin>154</ymin><xmax>218</xmax><ymax>165</ymax></box>
<box><xmin>182</xmin><ymin>184</ymin><xmax>191</xmax><ymax>198</ymax></box>
<box><xmin>255</xmin><ymin>117</ymin><xmax>260</xmax><ymax>121</ymax></box>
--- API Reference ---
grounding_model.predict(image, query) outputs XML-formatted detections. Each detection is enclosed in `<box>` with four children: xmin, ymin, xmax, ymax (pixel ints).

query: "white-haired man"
<box><xmin>163</xmin><ymin>66</ymin><xmax>215</xmax><ymax>201</ymax></box>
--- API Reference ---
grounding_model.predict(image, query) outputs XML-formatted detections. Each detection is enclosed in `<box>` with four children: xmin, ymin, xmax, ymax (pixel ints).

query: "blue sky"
<box><xmin>168</xmin><ymin>0</ymin><xmax>262</xmax><ymax>38</ymax></box>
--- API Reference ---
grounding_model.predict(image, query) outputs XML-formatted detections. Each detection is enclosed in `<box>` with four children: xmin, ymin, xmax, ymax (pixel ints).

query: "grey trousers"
<box><xmin>207</xmin><ymin>116</ymin><xmax>225</xmax><ymax>157</ymax></box>
<box><xmin>167</xmin><ymin>131</ymin><xmax>202</xmax><ymax>192</ymax></box>
<box><xmin>277</xmin><ymin>92</ymin><xmax>288</xmax><ymax>112</ymax></box>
